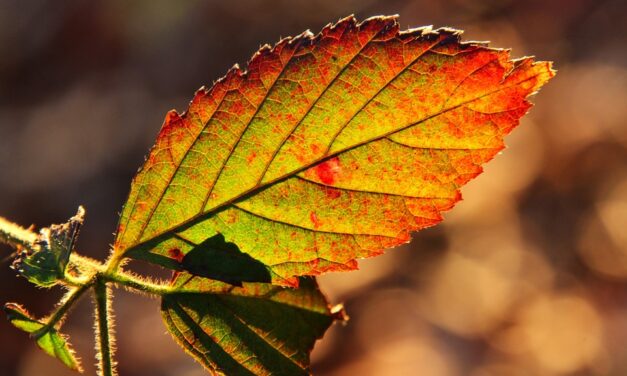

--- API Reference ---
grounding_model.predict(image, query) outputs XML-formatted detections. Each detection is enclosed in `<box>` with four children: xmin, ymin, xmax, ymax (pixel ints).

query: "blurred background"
<box><xmin>0</xmin><ymin>0</ymin><xmax>625</xmax><ymax>375</ymax></box>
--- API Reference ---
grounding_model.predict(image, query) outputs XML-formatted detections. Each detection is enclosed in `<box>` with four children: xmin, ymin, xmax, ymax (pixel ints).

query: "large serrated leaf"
<box><xmin>112</xmin><ymin>15</ymin><xmax>554</xmax><ymax>285</ymax></box>
<box><xmin>161</xmin><ymin>275</ymin><xmax>344</xmax><ymax>375</ymax></box>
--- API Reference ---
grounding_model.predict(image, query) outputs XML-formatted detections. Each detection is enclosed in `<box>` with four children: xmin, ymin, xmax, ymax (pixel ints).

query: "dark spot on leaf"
<box><xmin>168</xmin><ymin>248</ymin><xmax>184</xmax><ymax>263</ymax></box>
<box><xmin>325</xmin><ymin>187</ymin><xmax>341</xmax><ymax>199</ymax></box>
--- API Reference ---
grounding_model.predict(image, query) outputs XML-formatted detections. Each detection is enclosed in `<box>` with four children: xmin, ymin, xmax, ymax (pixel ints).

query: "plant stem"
<box><xmin>94</xmin><ymin>278</ymin><xmax>116</xmax><ymax>376</ymax></box>
<box><xmin>0</xmin><ymin>216</ymin><xmax>37</xmax><ymax>252</ymax></box>
<box><xmin>101</xmin><ymin>269</ymin><xmax>172</xmax><ymax>295</ymax></box>
<box><xmin>1</xmin><ymin>215</ymin><xmax>182</xmax><ymax>376</ymax></box>
<box><xmin>105</xmin><ymin>253</ymin><xmax>124</xmax><ymax>274</ymax></box>
<box><xmin>0</xmin><ymin>216</ymin><xmax>176</xmax><ymax>295</ymax></box>
<box><xmin>32</xmin><ymin>282</ymin><xmax>92</xmax><ymax>339</ymax></box>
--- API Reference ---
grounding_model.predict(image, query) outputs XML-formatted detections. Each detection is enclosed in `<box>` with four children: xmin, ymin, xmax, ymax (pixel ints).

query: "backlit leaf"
<box><xmin>4</xmin><ymin>303</ymin><xmax>83</xmax><ymax>372</ymax></box>
<box><xmin>13</xmin><ymin>207</ymin><xmax>84</xmax><ymax>287</ymax></box>
<box><xmin>161</xmin><ymin>275</ymin><xmax>345</xmax><ymax>375</ymax></box>
<box><xmin>113</xmin><ymin>15</ymin><xmax>554</xmax><ymax>285</ymax></box>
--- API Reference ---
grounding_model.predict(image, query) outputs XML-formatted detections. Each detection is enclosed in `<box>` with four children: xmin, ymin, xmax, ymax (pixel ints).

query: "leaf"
<box><xmin>4</xmin><ymin>303</ymin><xmax>83</xmax><ymax>372</ymax></box>
<box><xmin>113</xmin><ymin>15</ymin><xmax>554</xmax><ymax>285</ymax></box>
<box><xmin>161</xmin><ymin>274</ymin><xmax>345</xmax><ymax>375</ymax></box>
<box><xmin>13</xmin><ymin>207</ymin><xmax>84</xmax><ymax>287</ymax></box>
<box><xmin>178</xmin><ymin>233</ymin><xmax>272</xmax><ymax>286</ymax></box>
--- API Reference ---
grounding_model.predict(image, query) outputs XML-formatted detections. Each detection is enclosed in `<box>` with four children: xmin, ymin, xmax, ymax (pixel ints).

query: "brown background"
<box><xmin>1</xmin><ymin>0</ymin><xmax>626</xmax><ymax>375</ymax></box>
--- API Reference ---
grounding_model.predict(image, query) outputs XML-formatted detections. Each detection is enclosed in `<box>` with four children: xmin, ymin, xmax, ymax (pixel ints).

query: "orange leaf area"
<box><xmin>113</xmin><ymin>15</ymin><xmax>554</xmax><ymax>286</ymax></box>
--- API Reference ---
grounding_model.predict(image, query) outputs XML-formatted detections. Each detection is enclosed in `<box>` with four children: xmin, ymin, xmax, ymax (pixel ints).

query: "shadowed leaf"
<box><xmin>13</xmin><ymin>207</ymin><xmax>84</xmax><ymax>287</ymax></box>
<box><xmin>161</xmin><ymin>275</ymin><xmax>345</xmax><ymax>375</ymax></box>
<box><xmin>180</xmin><ymin>233</ymin><xmax>272</xmax><ymax>285</ymax></box>
<box><xmin>113</xmin><ymin>15</ymin><xmax>554</xmax><ymax>285</ymax></box>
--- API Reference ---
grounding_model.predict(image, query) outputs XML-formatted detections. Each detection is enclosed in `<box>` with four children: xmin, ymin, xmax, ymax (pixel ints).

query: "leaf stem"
<box><xmin>0</xmin><ymin>216</ymin><xmax>38</xmax><ymax>252</ymax></box>
<box><xmin>94</xmin><ymin>278</ymin><xmax>116</xmax><ymax>376</ymax></box>
<box><xmin>1</xmin><ymin>214</ymin><xmax>179</xmax><ymax>376</ymax></box>
<box><xmin>100</xmin><ymin>269</ymin><xmax>172</xmax><ymax>295</ymax></box>
<box><xmin>32</xmin><ymin>282</ymin><xmax>92</xmax><ymax>339</ymax></box>
<box><xmin>104</xmin><ymin>253</ymin><xmax>124</xmax><ymax>274</ymax></box>
<box><xmin>1</xmin><ymin>215</ymin><xmax>180</xmax><ymax>294</ymax></box>
<box><xmin>0</xmin><ymin>215</ymin><xmax>174</xmax><ymax>293</ymax></box>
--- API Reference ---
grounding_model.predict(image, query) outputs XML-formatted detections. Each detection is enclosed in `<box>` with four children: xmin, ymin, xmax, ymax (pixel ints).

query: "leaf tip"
<box><xmin>331</xmin><ymin>304</ymin><xmax>349</xmax><ymax>323</ymax></box>
<box><xmin>3</xmin><ymin>302</ymin><xmax>27</xmax><ymax>320</ymax></box>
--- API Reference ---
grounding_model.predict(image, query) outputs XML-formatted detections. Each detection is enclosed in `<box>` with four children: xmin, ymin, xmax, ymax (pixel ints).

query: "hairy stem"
<box><xmin>1</xmin><ymin>215</ymin><xmax>182</xmax><ymax>375</ymax></box>
<box><xmin>105</xmin><ymin>253</ymin><xmax>125</xmax><ymax>275</ymax></box>
<box><xmin>101</xmin><ymin>269</ymin><xmax>172</xmax><ymax>295</ymax></box>
<box><xmin>1</xmin><ymin>216</ymin><xmax>176</xmax><ymax>295</ymax></box>
<box><xmin>32</xmin><ymin>283</ymin><xmax>92</xmax><ymax>338</ymax></box>
<box><xmin>0</xmin><ymin>216</ymin><xmax>37</xmax><ymax>252</ymax></box>
<box><xmin>94</xmin><ymin>278</ymin><xmax>116</xmax><ymax>376</ymax></box>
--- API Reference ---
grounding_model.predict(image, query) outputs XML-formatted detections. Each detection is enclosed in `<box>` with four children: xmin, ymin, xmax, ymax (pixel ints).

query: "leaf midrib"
<box><xmin>212</xmin><ymin>295</ymin><xmax>309</xmax><ymax>370</ymax></box>
<box><xmin>125</xmin><ymin>19</ymin><xmax>381</xmax><ymax>249</ymax></box>
<box><xmin>121</xmin><ymin>69</ymin><xmax>541</xmax><ymax>256</ymax></box>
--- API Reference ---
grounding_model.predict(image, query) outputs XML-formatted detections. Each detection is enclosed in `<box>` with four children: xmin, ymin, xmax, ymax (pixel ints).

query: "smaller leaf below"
<box><xmin>161</xmin><ymin>274</ymin><xmax>345</xmax><ymax>376</ymax></box>
<box><xmin>4</xmin><ymin>303</ymin><xmax>82</xmax><ymax>372</ymax></box>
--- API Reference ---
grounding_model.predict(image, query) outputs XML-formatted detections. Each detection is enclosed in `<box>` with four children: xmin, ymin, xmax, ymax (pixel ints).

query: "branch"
<box><xmin>32</xmin><ymin>283</ymin><xmax>92</xmax><ymax>339</ymax></box>
<box><xmin>94</xmin><ymin>278</ymin><xmax>117</xmax><ymax>376</ymax></box>
<box><xmin>0</xmin><ymin>216</ymin><xmax>37</xmax><ymax>252</ymax></box>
